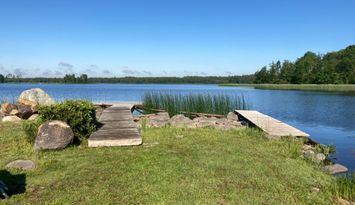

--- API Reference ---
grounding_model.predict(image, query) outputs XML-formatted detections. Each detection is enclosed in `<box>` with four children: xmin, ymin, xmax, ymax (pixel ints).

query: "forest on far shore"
<box><xmin>254</xmin><ymin>45</ymin><xmax>355</xmax><ymax>84</ymax></box>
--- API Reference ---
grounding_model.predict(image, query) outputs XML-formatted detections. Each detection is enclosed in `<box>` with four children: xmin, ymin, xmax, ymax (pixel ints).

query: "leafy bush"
<box><xmin>38</xmin><ymin>100</ymin><xmax>97</xmax><ymax>142</ymax></box>
<box><xmin>22</xmin><ymin>119</ymin><xmax>43</xmax><ymax>144</ymax></box>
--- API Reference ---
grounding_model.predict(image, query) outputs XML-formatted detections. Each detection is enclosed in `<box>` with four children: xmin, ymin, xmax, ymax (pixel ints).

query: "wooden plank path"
<box><xmin>88</xmin><ymin>105</ymin><xmax>142</xmax><ymax>147</ymax></box>
<box><xmin>235</xmin><ymin>110</ymin><xmax>309</xmax><ymax>138</ymax></box>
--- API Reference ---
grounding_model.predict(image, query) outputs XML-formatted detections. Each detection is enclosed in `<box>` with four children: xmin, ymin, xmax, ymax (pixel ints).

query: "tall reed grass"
<box><xmin>333</xmin><ymin>172</ymin><xmax>355</xmax><ymax>201</ymax></box>
<box><xmin>142</xmin><ymin>92</ymin><xmax>249</xmax><ymax>117</ymax></box>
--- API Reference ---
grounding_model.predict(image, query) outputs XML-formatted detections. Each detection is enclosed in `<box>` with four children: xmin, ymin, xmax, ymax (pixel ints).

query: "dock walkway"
<box><xmin>88</xmin><ymin>105</ymin><xmax>142</xmax><ymax>147</ymax></box>
<box><xmin>235</xmin><ymin>110</ymin><xmax>309</xmax><ymax>138</ymax></box>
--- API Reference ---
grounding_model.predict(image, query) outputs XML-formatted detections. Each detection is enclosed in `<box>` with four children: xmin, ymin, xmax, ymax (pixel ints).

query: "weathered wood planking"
<box><xmin>88</xmin><ymin>106</ymin><xmax>142</xmax><ymax>147</ymax></box>
<box><xmin>235</xmin><ymin>110</ymin><xmax>309</xmax><ymax>138</ymax></box>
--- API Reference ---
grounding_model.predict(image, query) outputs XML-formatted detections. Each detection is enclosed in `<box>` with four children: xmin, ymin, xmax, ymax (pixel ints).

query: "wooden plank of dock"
<box><xmin>235</xmin><ymin>110</ymin><xmax>309</xmax><ymax>138</ymax></box>
<box><xmin>88</xmin><ymin>106</ymin><xmax>142</xmax><ymax>147</ymax></box>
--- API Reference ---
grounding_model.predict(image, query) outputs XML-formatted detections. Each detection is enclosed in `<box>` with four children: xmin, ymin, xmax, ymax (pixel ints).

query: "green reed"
<box><xmin>142</xmin><ymin>92</ymin><xmax>249</xmax><ymax>117</ymax></box>
<box><xmin>333</xmin><ymin>172</ymin><xmax>355</xmax><ymax>201</ymax></box>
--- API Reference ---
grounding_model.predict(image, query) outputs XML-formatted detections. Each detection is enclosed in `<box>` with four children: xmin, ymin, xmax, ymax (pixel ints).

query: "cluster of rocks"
<box><xmin>302</xmin><ymin>144</ymin><xmax>348</xmax><ymax>174</ymax></box>
<box><xmin>302</xmin><ymin>144</ymin><xmax>327</xmax><ymax>163</ymax></box>
<box><xmin>1</xmin><ymin>88</ymin><xmax>74</xmax><ymax>151</ymax></box>
<box><xmin>136</xmin><ymin>111</ymin><xmax>243</xmax><ymax>130</ymax></box>
<box><xmin>0</xmin><ymin>88</ymin><xmax>55</xmax><ymax>122</ymax></box>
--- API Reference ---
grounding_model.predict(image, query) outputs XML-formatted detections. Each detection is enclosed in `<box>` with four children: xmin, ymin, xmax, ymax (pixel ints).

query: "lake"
<box><xmin>1</xmin><ymin>83</ymin><xmax>354</xmax><ymax>171</ymax></box>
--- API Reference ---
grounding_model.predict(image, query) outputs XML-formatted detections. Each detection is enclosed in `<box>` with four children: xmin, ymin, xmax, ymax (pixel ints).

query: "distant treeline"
<box><xmin>1</xmin><ymin>45</ymin><xmax>354</xmax><ymax>84</ymax></box>
<box><xmin>0</xmin><ymin>74</ymin><xmax>255</xmax><ymax>84</ymax></box>
<box><xmin>254</xmin><ymin>45</ymin><xmax>355</xmax><ymax>84</ymax></box>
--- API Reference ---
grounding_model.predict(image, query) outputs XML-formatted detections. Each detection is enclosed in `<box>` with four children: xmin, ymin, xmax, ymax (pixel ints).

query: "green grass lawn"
<box><xmin>219</xmin><ymin>84</ymin><xmax>355</xmax><ymax>94</ymax></box>
<box><xmin>0</xmin><ymin>122</ymin><xmax>343</xmax><ymax>204</ymax></box>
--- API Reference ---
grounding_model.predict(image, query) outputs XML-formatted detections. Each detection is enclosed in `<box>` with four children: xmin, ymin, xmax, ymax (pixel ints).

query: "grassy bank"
<box><xmin>1</xmin><ymin>122</ymin><xmax>351</xmax><ymax>204</ymax></box>
<box><xmin>220</xmin><ymin>84</ymin><xmax>355</xmax><ymax>94</ymax></box>
<box><xmin>142</xmin><ymin>92</ymin><xmax>249</xmax><ymax>117</ymax></box>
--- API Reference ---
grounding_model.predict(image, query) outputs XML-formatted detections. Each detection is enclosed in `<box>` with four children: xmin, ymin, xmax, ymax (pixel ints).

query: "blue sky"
<box><xmin>0</xmin><ymin>0</ymin><xmax>354</xmax><ymax>77</ymax></box>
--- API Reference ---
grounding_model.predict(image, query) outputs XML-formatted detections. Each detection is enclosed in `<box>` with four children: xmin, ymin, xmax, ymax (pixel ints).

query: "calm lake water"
<box><xmin>1</xmin><ymin>83</ymin><xmax>354</xmax><ymax>171</ymax></box>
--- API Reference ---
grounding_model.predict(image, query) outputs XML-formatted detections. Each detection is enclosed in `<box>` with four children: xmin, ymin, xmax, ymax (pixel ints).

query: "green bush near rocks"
<box><xmin>38</xmin><ymin>100</ymin><xmax>97</xmax><ymax>142</ymax></box>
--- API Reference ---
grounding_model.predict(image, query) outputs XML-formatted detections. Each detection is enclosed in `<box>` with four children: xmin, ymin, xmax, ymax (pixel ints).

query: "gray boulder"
<box><xmin>5</xmin><ymin>160</ymin><xmax>36</xmax><ymax>170</ymax></box>
<box><xmin>2</xmin><ymin>116</ymin><xmax>22</xmax><ymax>122</ymax></box>
<box><xmin>169</xmin><ymin>114</ymin><xmax>195</xmax><ymax>128</ymax></box>
<box><xmin>18</xmin><ymin>88</ymin><xmax>55</xmax><ymax>108</ymax></box>
<box><xmin>325</xmin><ymin>163</ymin><xmax>348</xmax><ymax>174</ymax></box>
<box><xmin>34</xmin><ymin>120</ymin><xmax>74</xmax><ymax>150</ymax></box>
<box><xmin>147</xmin><ymin>112</ymin><xmax>170</xmax><ymax>128</ymax></box>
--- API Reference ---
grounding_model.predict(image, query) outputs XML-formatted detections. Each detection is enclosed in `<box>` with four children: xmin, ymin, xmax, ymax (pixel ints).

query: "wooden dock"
<box><xmin>235</xmin><ymin>110</ymin><xmax>309</xmax><ymax>138</ymax></box>
<box><xmin>88</xmin><ymin>105</ymin><xmax>142</xmax><ymax>147</ymax></box>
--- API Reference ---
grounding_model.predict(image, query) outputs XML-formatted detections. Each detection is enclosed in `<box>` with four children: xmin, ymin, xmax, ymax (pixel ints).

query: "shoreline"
<box><xmin>219</xmin><ymin>83</ymin><xmax>355</xmax><ymax>94</ymax></box>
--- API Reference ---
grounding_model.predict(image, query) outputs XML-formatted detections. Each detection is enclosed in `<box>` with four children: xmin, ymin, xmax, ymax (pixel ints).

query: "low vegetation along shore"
<box><xmin>220</xmin><ymin>84</ymin><xmax>355</xmax><ymax>93</ymax></box>
<box><xmin>0</xmin><ymin>88</ymin><xmax>354</xmax><ymax>204</ymax></box>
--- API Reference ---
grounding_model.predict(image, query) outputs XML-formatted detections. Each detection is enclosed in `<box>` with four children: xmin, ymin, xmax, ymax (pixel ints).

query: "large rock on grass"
<box><xmin>18</xmin><ymin>88</ymin><xmax>55</xmax><ymax>108</ymax></box>
<box><xmin>34</xmin><ymin>121</ymin><xmax>74</xmax><ymax>150</ymax></box>
<box><xmin>6</xmin><ymin>160</ymin><xmax>36</xmax><ymax>171</ymax></box>
<box><xmin>1</xmin><ymin>103</ymin><xmax>18</xmax><ymax>115</ymax></box>
<box><xmin>2</xmin><ymin>116</ymin><xmax>22</xmax><ymax>122</ymax></box>
<box><xmin>169</xmin><ymin>114</ymin><xmax>195</xmax><ymax>128</ymax></box>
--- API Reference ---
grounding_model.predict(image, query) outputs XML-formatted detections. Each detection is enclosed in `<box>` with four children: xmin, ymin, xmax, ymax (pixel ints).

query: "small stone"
<box><xmin>16</xmin><ymin>104</ymin><xmax>34</xmax><ymax>119</ymax></box>
<box><xmin>147</xmin><ymin>112</ymin><xmax>170</xmax><ymax>128</ymax></box>
<box><xmin>9</xmin><ymin>109</ymin><xmax>19</xmax><ymax>115</ymax></box>
<box><xmin>169</xmin><ymin>114</ymin><xmax>195</xmax><ymax>128</ymax></box>
<box><xmin>325</xmin><ymin>163</ymin><xmax>348</xmax><ymax>174</ymax></box>
<box><xmin>304</xmin><ymin>150</ymin><xmax>315</xmax><ymax>157</ymax></box>
<box><xmin>176</xmin><ymin>135</ymin><xmax>184</xmax><ymax>138</ymax></box>
<box><xmin>227</xmin><ymin>112</ymin><xmax>238</xmax><ymax>121</ymax></box>
<box><xmin>6</xmin><ymin>160</ymin><xmax>36</xmax><ymax>170</ymax></box>
<box><xmin>1</xmin><ymin>103</ymin><xmax>18</xmax><ymax>115</ymax></box>
<box><xmin>34</xmin><ymin>120</ymin><xmax>74</xmax><ymax>150</ymax></box>
<box><xmin>28</xmin><ymin>114</ymin><xmax>39</xmax><ymax>121</ymax></box>
<box><xmin>315</xmin><ymin>153</ymin><xmax>326</xmax><ymax>161</ymax></box>
<box><xmin>193</xmin><ymin>116</ymin><xmax>217</xmax><ymax>128</ymax></box>
<box><xmin>2</xmin><ymin>116</ymin><xmax>22</xmax><ymax>122</ymax></box>
<box><xmin>302</xmin><ymin>144</ymin><xmax>313</xmax><ymax>151</ymax></box>
<box><xmin>304</xmin><ymin>150</ymin><xmax>326</xmax><ymax>162</ymax></box>
<box><xmin>310</xmin><ymin>187</ymin><xmax>320</xmax><ymax>193</ymax></box>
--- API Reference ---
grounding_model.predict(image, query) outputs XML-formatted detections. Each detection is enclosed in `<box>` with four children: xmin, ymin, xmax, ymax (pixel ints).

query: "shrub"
<box><xmin>22</xmin><ymin>119</ymin><xmax>43</xmax><ymax>144</ymax></box>
<box><xmin>38</xmin><ymin>100</ymin><xmax>97</xmax><ymax>142</ymax></box>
